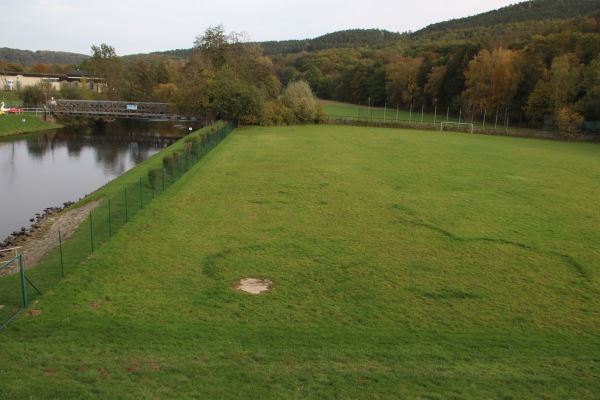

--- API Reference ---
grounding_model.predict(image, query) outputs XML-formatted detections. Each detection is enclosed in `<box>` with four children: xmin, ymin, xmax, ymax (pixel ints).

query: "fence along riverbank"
<box><xmin>0</xmin><ymin>121</ymin><xmax>235</xmax><ymax>330</ymax></box>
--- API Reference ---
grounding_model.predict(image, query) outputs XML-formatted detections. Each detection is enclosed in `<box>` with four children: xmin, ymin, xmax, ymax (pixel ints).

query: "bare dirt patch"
<box><xmin>233</xmin><ymin>278</ymin><xmax>274</xmax><ymax>294</ymax></box>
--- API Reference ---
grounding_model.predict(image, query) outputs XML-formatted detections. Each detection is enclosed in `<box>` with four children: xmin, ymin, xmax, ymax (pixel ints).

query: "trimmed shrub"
<box><xmin>162</xmin><ymin>154</ymin><xmax>174</xmax><ymax>175</ymax></box>
<box><xmin>147</xmin><ymin>168</ymin><xmax>158</xmax><ymax>189</ymax></box>
<box><xmin>185</xmin><ymin>135</ymin><xmax>200</xmax><ymax>155</ymax></box>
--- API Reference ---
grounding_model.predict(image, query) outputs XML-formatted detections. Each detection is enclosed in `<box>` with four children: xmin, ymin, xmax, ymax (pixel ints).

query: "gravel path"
<box><xmin>0</xmin><ymin>199</ymin><xmax>104</xmax><ymax>275</ymax></box>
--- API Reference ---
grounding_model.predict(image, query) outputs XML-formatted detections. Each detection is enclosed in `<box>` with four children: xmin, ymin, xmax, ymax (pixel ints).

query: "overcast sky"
<box><xmin>6</xmin><ymin>0</ymin><xmax>519</xmax><ymax>56</ymax></box>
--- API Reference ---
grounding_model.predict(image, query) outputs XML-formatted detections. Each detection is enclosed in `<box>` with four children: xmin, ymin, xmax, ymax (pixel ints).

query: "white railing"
<box><xmin>2</xmin><ymin>108</ymin><xmax>47</xmax><ymax>115</ymax></box>
<box><xmin>24</xmin><ymin>108</ymin><xmax>48</xmax><ymax>115</ymax></box>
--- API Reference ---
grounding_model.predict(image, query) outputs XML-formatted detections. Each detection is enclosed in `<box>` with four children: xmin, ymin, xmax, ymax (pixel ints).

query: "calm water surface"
<box><xmin>0</xmin><ymin>119</ymin><xmax>200</xmax><ymax>240</ymax></box>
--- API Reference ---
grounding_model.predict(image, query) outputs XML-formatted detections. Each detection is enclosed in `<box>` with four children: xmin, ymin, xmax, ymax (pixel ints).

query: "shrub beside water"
<box><xmin>184</xmin><ymin>136</ymin><xmax>200</xmax><ymax>155</ymax></box>
<box><xmin>163</xmin><ymin>154</ymin><xmax>174</xmax><ymax>175</ymax></box>
<box><xmin>147</xmin><ymin>168</ymin><xmax>158</xmax><ymax>189</ymax></box>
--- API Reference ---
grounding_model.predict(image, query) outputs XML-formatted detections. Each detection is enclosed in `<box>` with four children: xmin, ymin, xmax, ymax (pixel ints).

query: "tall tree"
<box><xmin>424</xmin><ymin>65</ymin><xmax>447</xmax><ymax>104</ymax></box>
<box><xmin>174</xmin><ymin>51</ymin><xmax>214</xmax><ymax>115</ymax></box>
<box><xmin>386</xmin><ymin>57</ymin><xmax>423</xmax><ymax>107</ymax></box>
<box><xmin>176</xmin><ymin>25</ymin><xmax>280</xmax><ymax>121</ymax></box>
<box><xmin>193</xmin><ymin>24</ymin><xmax>247</xmax><ymax>70</ymax></box>
<box><xmin>547</xmin><ymin>54</ymin><xmax>582</xmax><ymax>116</ymax></box>
<box><xmin>576</xmin><ymin>54</ymin><xmax>600</xmax><ymax>120</ymax></box>
<box><xmin>526</xmin><ymin>54</ymin><xmax>582</xmax><ymax>126</ymax></box>
<box><xmin>463</xmin><ymin>48</ymin><xmax>522</xmax><ymax>117</ymax></box>
<box><xmin>438</xmin><ymin>43</ymin><xmax>481</xmax><ymax>108</ymax></box>
<box><xmin>87</xmin><ymin>43</ymin><xmax>126</xmax><ymax>100</ymax></box>
<box><xmin>125</xmin><ymin>60</ymin><xmax>156</xmax><ymax>101</ymax></box>
<box><xmin>210</xmin><ymin>67</ymin><xmax>265</xmax><ymax>124</ymax></box>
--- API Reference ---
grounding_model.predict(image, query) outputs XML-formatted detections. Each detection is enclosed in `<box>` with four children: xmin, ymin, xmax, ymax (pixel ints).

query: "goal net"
<box><xmin>440</xmin><ymin>121</ymin><xmax>474</xmax><ymax>134</ymax></box>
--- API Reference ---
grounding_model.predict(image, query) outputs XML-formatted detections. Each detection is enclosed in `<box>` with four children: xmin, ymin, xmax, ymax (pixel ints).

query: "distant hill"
<box><xmin>0</xmin><ymin>48</ymin><xmax>89</xmax><ymax>67</ymax></box>
<box><xmin>414</xmin><ymin>0</ymin><xmax>600</xmax><ymax>36</ymax></box>
<box><xmin>3</xmin><ymin>0</ymin><xmax>600</xmax><ymax>66</ymax></box>
<box><xmin>120</xmin><ymin>50</ymin><xmax>190</xmax><ymax>65</ymax></box>
<box><xmin>134</xmin><ymin>29</ymin><xmax>403</xmax><ymax>60</ymax></box>
<box><xmin>260</xmin><ymin>29</ymin><xmax>403</xmax><ymax>55</ymax></box>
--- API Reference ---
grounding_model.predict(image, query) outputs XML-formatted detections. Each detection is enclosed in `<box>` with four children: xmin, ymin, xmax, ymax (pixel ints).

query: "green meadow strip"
<box><xmin>1</xmin><ymin>125</ymin><xmax>599</xmax><ymax>399</ymax></box>
<box><xmin>0</xmin><ymin>113</ymin><xmax>60</xmax><ymax>137</ymax></box>
<box><xmin>0</xmin><ymin>121</ymin><xmax>234</xmax><ymax>329</ymax></box>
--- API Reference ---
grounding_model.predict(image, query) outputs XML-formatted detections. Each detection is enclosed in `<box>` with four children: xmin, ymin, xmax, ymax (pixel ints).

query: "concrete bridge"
<box><xmin>50</xmin><ymin>99</ymin><xmax>195</xmax><ymax>120</ymax></box>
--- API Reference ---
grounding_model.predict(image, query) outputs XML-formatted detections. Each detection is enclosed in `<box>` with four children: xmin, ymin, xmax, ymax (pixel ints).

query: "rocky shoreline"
<box><xmin>0</xmin><ymin>201</ymin><xmax>75</xmax><ymax>253</ymax></box>
<box><xmin>0</xmin><ymin>199</ymin><xmax>103</xmax><ymax>274</ymax></box>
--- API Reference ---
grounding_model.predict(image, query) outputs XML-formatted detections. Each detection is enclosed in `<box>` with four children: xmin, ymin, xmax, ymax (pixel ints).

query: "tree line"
<box><xmin>3</xmin><ymin>0</ymin><xmax>600</xmax><ymax>133</ymax></box>
<box><xmin>275</xmin><ymin>13</ymin><xmax>600</xmax><ymax>132</ymax></box>
<box><xmin>73</xmin><ymin>27</ymin><xmax>323</xmax><ymax>125</ymax></box>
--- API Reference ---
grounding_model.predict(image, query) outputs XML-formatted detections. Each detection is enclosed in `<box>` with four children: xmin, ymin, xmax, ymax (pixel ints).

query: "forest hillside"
<box><xmin>2</xmin><ymin>0</ymin><xmax>599</xmax><ymax>131</ymax></box>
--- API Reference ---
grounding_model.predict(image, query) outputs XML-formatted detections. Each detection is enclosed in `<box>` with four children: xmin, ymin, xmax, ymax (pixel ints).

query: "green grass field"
<box><xmin>0</xmin><ymin>113</ymin><xmax>59</xmax><ymax>137</ymax></box>
<box><xmin>322</xmin><ymin>100</ymin><xmax>452</xmax><ymax>125</ymax></box>
<box><xmin>1</xmin><ymin>125</ymin><xmax>599</xmax><ymax>399</ymax></box>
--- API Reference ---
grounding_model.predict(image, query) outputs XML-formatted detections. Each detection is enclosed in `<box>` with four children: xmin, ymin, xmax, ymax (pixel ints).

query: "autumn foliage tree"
<box><xmin>526</xmin><ymin>54</ymin><xmax>582</xmax><ymax>128</ymax></box>
<box><xmin>463</xmin><ymin>48</ymin><xmax>523</xmax><ymax>118</ymax></box>
<box><xmin>175</xmin><ymin>25</ymin><xmax>280</xmax><ymax>121</ymax></box>
<box><xmin>86</xmin><ymin>43</ymin><xmax>126</xmax><ymax>100</ymax></box>
<box><xmin>210</xmin><ymin>68</ymin><xmax>265</xmax><ymax>124</ymax></box>
<box><xmin>10</xmin><ymin>0</ymin><xmax>596</xmax><ymax>132</ymax></box>
<box><xmin>281</xmin><ymin>80</ymin><xmax>322</xmax><ymax>123</ymax></box>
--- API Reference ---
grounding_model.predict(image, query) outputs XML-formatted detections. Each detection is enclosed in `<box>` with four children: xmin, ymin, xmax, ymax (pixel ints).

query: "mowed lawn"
<box><xmin>2</xmin><ymin>125</ymin><xmax>600</xmax><ymax>399</ymax></box>
<box><xmin>0</xmin><ymin>113</ymin><xmax>59</xmax><ymax>137</ymax></box>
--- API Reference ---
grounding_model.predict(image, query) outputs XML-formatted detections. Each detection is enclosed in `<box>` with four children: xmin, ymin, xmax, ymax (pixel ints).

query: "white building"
<box><xmin>0</xmin><ymin>70</ymin><xmax>103</xmax><ymax>92</ymax></box>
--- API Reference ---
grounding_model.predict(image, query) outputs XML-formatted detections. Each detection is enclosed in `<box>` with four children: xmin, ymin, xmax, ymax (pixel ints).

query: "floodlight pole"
<box><xmin>433</xmin><ymin>99</ymin><xmax>437</xmax><ymax>127</ymax></box>
<box><xmin>421</xmin><ymin>105</ymin><xmax>424</xmax><ymax>124</ymax></box>
<box><xmin>384</xmin><ymin>103</ymin><xmax>387</xmax><ymax>123</ymax></box>
<box><xmin>409</xmin><ymin>104</ymin><xmax>412</xmax><ymax>123</ymax></box>
<box><xmin>495</xmin><ymin>108</ymin><xmax>499</xmax><ymax>130</ymax></box>
<box><xmin>483</xmin><ymin>108</ymin><xmax>486</xmax><ymax>129</ymax></box>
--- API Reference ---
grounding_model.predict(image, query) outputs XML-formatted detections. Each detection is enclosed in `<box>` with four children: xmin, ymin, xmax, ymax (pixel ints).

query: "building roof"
<box><xmin>1</xmin><ymin>70</ymin><xmax>101</xmax><ymax>81</ymax></box>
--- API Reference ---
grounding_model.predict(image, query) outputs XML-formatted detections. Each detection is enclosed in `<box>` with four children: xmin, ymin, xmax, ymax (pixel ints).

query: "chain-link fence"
<box><xmin>0</xmin><ymin>253</ymin><xmax>35</xmax><ymax>330</ymax></box>
<box><xmin>325</xmin><ymin>105</ymin><xmax>600</xmax><ymax>141</ymax></box>
<box><xmin>0</xmin><ymin>121</ymin><xmax>235</xmax><ymax>330</ymax></box>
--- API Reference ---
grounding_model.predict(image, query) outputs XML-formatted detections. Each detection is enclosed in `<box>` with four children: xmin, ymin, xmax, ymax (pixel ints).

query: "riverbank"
<box><xmin>2</xmin><ymin>125</ymin><xmax>599</xmax><ymax>399</ymax></box>
<box><xmin>0</xmin><ymin>121</ymin><xmax>228</xmax><ymax>271</ymax></box>
<box><xmin>0</xmin><ymin>113</ymin><xmax>60</xmax><ymax>137</ymax></box>
<box><xmin>0</xmin><ymin>199</ymin><xmax>103</xmax><ymax>276</ymax></box>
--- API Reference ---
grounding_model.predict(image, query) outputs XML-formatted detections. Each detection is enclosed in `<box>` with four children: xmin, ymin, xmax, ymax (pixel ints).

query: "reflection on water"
<box><xmin>0</xmin><ymin>119</ymin><xmax>199</xmax><ymax>240</ymax></box>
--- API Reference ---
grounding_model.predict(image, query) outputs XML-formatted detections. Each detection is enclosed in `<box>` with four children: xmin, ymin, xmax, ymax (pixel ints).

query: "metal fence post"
<box><xmin>19</xmin><ymin>254</ymin><xmax>28</xmax><ymax>308</ymax></box>
<box><xmin>108</xmin><ymin>198</ymin><xmax>112</xmax><ymax>238</ymax></box>
<box><xmin>140</xmin><ymin>178</ymin><xmax>143</xmax><ymax>209</ymax></box>
<box><xmin>89</xmin><ymin>211</ymin><xmax>94</xmax><ymax>252</ymax></box>
<box><xmin>59</xmin><ymin>230</ymin><xmax>64</xmax><ymax>277</ymax></box>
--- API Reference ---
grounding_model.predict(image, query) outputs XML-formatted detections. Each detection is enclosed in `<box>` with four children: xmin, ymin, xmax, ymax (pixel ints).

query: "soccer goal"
<box><xmin>440</xmin><ymin>121</ymin><xmax>474</xmax><ymax>134</ymax></box>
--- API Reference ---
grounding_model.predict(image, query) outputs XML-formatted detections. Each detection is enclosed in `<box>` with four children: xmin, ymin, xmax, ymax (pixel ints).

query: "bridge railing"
<box><xmin>50</xmin><ymin>99</ymin><xmax>184</xmax><ymax>119</ymax></box>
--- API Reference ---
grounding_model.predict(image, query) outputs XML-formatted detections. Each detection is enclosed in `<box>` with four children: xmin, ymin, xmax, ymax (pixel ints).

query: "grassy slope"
<box><xmin>1</xmin><ymin>125</ymin><xmax>599</xmax><ymax>399</ymax></box>
<box><xmin>0</xmin><ymin>113</ymin><xmax>59</xmax><ymax>137</ymax></box>
<box><xmin>322</xmin><ymin>100</ymin><xmax>448</xmax><ymax>124</ymax></box>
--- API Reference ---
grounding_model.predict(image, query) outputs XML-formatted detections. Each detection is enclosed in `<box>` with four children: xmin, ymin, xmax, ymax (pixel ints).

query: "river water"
<box><xmin>0</xmin><ymin>119</ymin><xmax>201</xmax><ymax>241</ymax></box>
